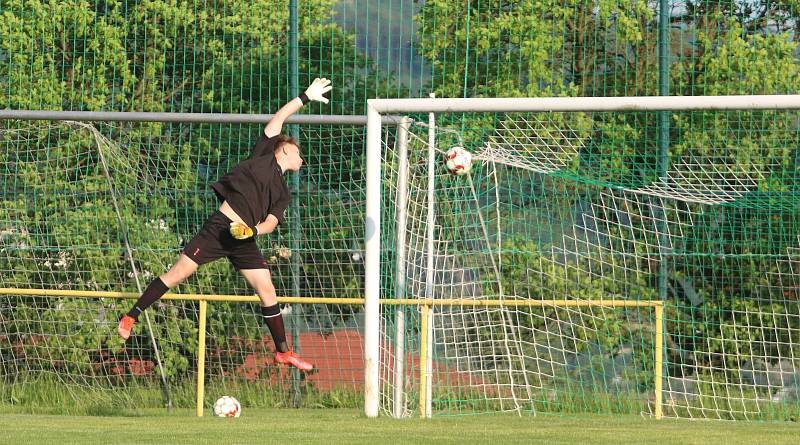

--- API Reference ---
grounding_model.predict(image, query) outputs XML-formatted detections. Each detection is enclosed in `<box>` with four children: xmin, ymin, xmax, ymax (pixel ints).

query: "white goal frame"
<box><xmin>363</xmin><ymin>94</ymin><xmax>800</xmax><ymax>418</ymax></box>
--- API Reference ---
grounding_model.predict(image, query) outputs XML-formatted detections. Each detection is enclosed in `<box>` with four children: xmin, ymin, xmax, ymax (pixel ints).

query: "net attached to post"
<box><xmin>378</xmin><ymin>108</ymin><xmax>799</xmax><ymax>420</ymax></box>
<box><xmin>0</xmin><ymin>118</ymin><xmax>371</xmax><ymax>412</ymax></box>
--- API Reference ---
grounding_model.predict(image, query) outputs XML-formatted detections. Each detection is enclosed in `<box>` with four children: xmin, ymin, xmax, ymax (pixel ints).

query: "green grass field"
<box><xmin>1</xmin><ymin>408</ymin><xmax>798</xmax><ymax>445</ymax></box>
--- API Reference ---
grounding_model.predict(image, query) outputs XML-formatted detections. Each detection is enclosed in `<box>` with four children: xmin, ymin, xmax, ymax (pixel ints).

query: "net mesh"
<box><xmin>379</xmin><ymin>109</ymin><xmax>799</xmax><ymax>420</ymax></box>
<box><xmin>3</xmin><ymin>0</ymin><xmax>800</xmax><ymax>422</ymax></box>
<box><xmin>0</xmin><ymin>119</ymin><xmax>370</xmax><ymax>411</ymax></box>
<box><xmin>1</xmin><ymin>106</ymin><xmax>799</xmax><ymax>420</ymax></box>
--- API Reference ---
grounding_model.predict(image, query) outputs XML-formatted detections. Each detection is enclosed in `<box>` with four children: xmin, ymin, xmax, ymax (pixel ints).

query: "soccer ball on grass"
<box><xmin>213</xmin><ymin>395</ymin><xmax>241</xmax><ymax>417</ymax></box>
<box><xmin>444</xmin><ymin>146</ymin><xmax>472</xmax><ymax>176</ymax></box>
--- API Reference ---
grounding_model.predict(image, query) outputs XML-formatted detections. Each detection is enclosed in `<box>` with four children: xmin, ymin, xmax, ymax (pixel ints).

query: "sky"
<box><xmin>331</xmin><ymin>0</ymin><xmax>431</xmax><ymax>95</ymax></box>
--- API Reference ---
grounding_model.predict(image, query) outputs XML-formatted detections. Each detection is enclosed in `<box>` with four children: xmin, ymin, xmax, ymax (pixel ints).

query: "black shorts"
<box><xmin>182</xmin><ymin>211</ymin><xmax>268</xmax><ymax>270</ymax></box>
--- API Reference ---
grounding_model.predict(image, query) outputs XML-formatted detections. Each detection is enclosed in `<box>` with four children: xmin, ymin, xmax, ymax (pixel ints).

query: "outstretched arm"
<box><xmin>264</xmin><ymin>78</ymin><xmax>332</xmax><ymax>137</ymax></box>
<box><xmin>263</xmin><ymin>97</ymin><xmax>303</xmax><ymax>138</ymax></box>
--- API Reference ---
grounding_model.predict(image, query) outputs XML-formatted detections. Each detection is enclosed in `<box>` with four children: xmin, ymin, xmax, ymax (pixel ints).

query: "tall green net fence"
<box><xmin>1</xmin><ymin>0</ymin><xmax>799</xmax><ymax>420</ymax></box>
<box><xmin>0</xmin><ymin>118</ymin><xmax>372</xmax><ymax>412</ymax></box>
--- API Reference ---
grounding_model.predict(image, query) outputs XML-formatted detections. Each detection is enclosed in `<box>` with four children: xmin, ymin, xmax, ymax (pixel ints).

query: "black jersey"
<box><xmin>210</xmin><ymin>134</ymin><xmax>291</xmax><ymax>228</ymax></box>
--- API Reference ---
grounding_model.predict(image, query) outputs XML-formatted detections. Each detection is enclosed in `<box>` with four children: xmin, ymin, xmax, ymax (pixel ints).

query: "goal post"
<box><xmin>365</xmin><ymin>95</ymin><xmax>800</xmax><ymax>420</ymax></box>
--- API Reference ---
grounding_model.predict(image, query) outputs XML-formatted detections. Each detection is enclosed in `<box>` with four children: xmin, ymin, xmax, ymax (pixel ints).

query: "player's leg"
<box><xmin>117</xmin><ymin>254</ymin><xmax>199</xmax><ymax>339</ymax></box>
<box><xmin>238</xmin><ymin>267</ymin><xmax>283</xmax><ymax>349</ymax></box>
<box><xmin>118</xmin><ymin>211</ymin><xmax>231</xmax><ymax>340</ymax></box>
<box><xmin>239</xmin><ymin>267</ymin><xmax>313</xmax><ymax>371</ymax></box>
<box><xmin>127</xmin><ymin>254</ymin><xmax>199</xmax><ymax>319</ymax></box>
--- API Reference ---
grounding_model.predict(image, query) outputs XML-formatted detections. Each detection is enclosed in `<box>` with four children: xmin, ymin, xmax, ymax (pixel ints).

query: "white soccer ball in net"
<box><xmin>444</xmin><ymin>146</ymin><xmax>473</xmax><ymax>176</ymax></box>
<box><xmin>213</xmin><ymin>396</ymin><xmax>241</xmax><ymax>417</ymax></box>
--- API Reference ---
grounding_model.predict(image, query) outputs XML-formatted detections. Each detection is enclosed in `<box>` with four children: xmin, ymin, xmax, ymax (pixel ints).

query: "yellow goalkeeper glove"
<box><xmin>229</xmin><ymin>222</ymin><xmax>257</xmax><ymax>240</ymax></box>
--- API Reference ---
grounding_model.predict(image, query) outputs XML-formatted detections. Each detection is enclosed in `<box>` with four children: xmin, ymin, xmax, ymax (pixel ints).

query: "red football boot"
<box><xmin>117</xmin><ymin>315</ymin><xmax>136</xmax><ymax>340</ymax></box>
<box><xmin>274</xmin><ymin>350</ymin><xmax>313</xmax><ymax>371</ymax></box>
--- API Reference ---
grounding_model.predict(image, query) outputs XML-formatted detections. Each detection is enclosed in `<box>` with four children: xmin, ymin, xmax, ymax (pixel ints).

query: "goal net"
<box><xmin>0</xmin><ymin>117</ymin><xmax>372</xmax><ymax>412</ymax></box>
<box><xmin>2</xmin><ymin>97</ymin><xmax>799</xmax><ymax>421</ymax></box>
<box><xmin>371</xmin><ymin>97</ymin><xmax>800</xmax><ymax>420</ymax></box>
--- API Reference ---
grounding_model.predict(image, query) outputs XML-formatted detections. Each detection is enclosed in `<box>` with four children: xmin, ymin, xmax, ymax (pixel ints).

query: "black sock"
<box><xmin>261</xmin><ymin>305</ymin><xmax>288</xmax><ymax>353</ymax></box>
<box><xmin>126</xmin><ymin>278</ymin><xmax>169</xmax><ymax>320</ymax></box>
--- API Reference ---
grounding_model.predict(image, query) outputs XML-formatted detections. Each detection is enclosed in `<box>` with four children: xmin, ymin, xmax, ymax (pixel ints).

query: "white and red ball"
<box><xmin>444</xmin><ymin>146</ymin><xmax>473</xmax><ymax>176</ymax></box>
<box><xmin>213</xmin><ymin>396</ymin><xmax>241</xmax><ymax>417</ymax></box>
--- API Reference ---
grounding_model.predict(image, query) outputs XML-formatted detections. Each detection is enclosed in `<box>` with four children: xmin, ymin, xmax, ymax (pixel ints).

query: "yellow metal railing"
<box><xmin>196</xmin><ymin>300</ymin><xmax>207</xmax><ymax>417</ymax></box>
<box><xmin>0</xmin><ymin>288</ymin><xmax>665</xmax><ymax>419</ymax></box>
<box><xmin>419</xmin><ymin>303</ymin><xmax>430</xmax><ymax>417</ymax></box>
<box><xmin>413</xmin><ymin>299</ymin><xmax>665</xmax><ymax>419</ymax></box>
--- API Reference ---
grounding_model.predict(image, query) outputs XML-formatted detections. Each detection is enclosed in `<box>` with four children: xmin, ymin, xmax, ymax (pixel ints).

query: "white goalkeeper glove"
<box><xmin>303</xmin><ymin>78</ymin><xmax>332</xmax><ymax>104</ymax></box>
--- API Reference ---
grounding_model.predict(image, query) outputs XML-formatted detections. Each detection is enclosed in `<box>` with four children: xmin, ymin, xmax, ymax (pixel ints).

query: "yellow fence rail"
<box><xmin>0</xmin><ymin>287</ymin><xmax>665</xmax><ymax>419</ymax></box>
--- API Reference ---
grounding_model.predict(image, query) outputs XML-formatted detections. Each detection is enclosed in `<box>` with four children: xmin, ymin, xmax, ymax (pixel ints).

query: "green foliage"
<box><xmin>0</xmin><ymin>0</ymin><xmax>403</xmax><ymax>114</ymax></box>
<box><xmin>1</xmin><ymin>0</ymin><xmax>799</xmax><ymax>419</ymax></box>
<box><xmin>0</xmin><ymin>0</ymin><xmax>402</xmax><ymax>399</ymax></box>
<box><xmin>416</xmin><ymin>0</ymin><xmax>653</xmax><ymax>98</ymax></box>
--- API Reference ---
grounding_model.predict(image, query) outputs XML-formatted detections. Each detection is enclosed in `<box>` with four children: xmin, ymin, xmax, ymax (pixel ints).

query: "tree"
<box><xmin>0</xmin><ymin>0</ymin><xmax>403</xmax><ymax>389</ymax></box>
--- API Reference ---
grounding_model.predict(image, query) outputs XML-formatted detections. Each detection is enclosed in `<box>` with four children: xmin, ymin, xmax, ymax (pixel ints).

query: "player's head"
<box><xmin>274</xmin><ymin>135</ymin><xmax>303</xmax><ymax>172</ymax></box>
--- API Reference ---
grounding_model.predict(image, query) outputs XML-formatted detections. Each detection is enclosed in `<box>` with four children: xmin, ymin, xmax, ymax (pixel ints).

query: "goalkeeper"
<box><xmin>117</xmin><ymin>78</ymin><xmax>333</xmax><ymax>372</ymax></box>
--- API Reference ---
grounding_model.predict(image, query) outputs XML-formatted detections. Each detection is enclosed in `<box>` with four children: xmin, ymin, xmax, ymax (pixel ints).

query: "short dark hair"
<box><xmin>274</xmin><ymin>134</ymin><xmax>302</xmax><ymax>154</ymax></box>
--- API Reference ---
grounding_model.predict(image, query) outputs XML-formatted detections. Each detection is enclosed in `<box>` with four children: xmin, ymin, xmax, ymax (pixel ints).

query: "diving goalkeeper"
<box><xmin>117</xmin><ymin>78</ymin><xmax>333</xmax><ymax>372</ymax></box>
